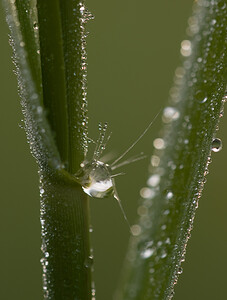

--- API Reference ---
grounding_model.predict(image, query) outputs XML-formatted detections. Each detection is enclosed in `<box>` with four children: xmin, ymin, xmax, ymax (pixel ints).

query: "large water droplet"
<box><xmin>211</xmin><ymin>138</ymin><xmax>222</xmax><ymax>152</ymax></box>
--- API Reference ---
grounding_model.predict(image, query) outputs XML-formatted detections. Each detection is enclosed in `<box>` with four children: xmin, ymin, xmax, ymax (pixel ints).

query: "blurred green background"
<box><xmin>0</xmin><ymin>1</ymin><xmax>227</xmax><ymax>299</ymax></box>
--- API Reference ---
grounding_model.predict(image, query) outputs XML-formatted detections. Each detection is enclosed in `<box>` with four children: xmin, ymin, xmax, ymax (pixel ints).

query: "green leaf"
<box><xmin>116</xmin><ymin>1</ymin><xmax>227</xmax><ymax>299</ymax></box>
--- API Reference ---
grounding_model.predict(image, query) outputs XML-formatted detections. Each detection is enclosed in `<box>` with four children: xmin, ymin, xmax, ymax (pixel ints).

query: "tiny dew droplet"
<box><xmin>195</xmin><ymin>90</ymin><xmax>208</xmax><ymax>103</ymax></box>
<box><xmin>33</xmin><ymin>22</ymin><xmax>39</xmax><ymax>30</ymax></box>
<box><xmin>211</xmin><ymin>138</ymin><xmax>222</xmax><ymax>152</ymax></box>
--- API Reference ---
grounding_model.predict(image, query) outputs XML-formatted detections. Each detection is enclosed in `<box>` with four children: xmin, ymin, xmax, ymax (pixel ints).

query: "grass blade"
<box><xmin>116</xmin><ymin>1</ymin><xmax>227</xmax><ymax>299</ymax></box>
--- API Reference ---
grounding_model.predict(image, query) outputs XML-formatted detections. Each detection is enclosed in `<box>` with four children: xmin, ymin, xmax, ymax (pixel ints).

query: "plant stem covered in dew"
<box><xmin>116</xmin><ymin>1</ymin><xmax>227</xmax><ymax>299</ymax></box>
<box><xmin>2</xmin><ymin>0</ymin><xmax>94</xmax><ymax>299</ymax></box>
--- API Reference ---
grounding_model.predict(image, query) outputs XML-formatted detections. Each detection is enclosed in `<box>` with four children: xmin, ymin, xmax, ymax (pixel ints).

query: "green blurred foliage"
<box><xmin>0</xmin><ymin>1</ymin><xmax>226</xmax><ymax>299</ymax></box>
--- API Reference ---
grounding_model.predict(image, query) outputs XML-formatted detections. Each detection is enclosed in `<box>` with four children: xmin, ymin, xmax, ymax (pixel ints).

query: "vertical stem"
<box><xmin>37</xmin><ymin>0</ymin><xmax>69</xmax><ymax>164</ymax></box>
<box><xmin>36</xmin><ymin>0</ymin><xmax>91</xmax><ymax>298</ymax></box>
<box><xmin>40</xmin><ymin>173</ymin><xmax>91</xmax><ymax>299</ymax></box>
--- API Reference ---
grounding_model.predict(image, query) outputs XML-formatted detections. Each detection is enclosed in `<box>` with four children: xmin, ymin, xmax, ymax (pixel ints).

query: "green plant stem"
<box><xmin>36</xmin><ymin>0</ymin><xmax>91</xmax><ymax>299</ymax></box>
<box><xmin>59</xmin><ymin>1</ymin><xmax>89</xmax><ymax>173</ymax></box>
<box><xmin>37</xmin><ymin>0</ymin><xmax>68</xmax><ymax>164</ymax></box>
<box><xmin>3</xmin><ymin>0</ymin><xmax>92</xmax><ymax>298</ymax></box>
<box><xmin>40</xmin><ymin>171</ymin><xmax>91</xmax><ymax>299</ymax></box>
<box><xmin>116</xmin><ymin>1</ymin><xmax>227</xmax><ymax>299</ymax></box>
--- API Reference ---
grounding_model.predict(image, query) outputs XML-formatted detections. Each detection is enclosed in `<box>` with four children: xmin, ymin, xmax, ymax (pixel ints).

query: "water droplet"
<box><xmin>40</xmin><ymin>188</ymin><xmax>45</xmax><ymax>195</ymax></box>
<box><xmin>37</xmin><ymin>106</ymin><xmax>43</xmax><ymax>114</ymax></box>
<box><xmin>195</xmin><ymin>90</ymin><xmax>208</xmax><ymax>103</ymax></box>
<box><xmin>157</xmin><ymin>241</ymin><xmax>162</xmax><ymax>247</ymax></box>
<box><xmin>162</xmin><ymin>107</ymin><xmax>180</xmax><ymax>123</ymax></box>
<box><xmin>160</xmin><ymin>250</ymin><xmax>167</xmax><ymax>258</ymax></box>
<box><xmin>147</xmin><ymin>174</ymin><xmax>160</xmax><ymax>187</ymax></box>
<box><xmin>150</xmin><ymin>155</ymin><xmax>160</xmax><ymax>167</ymax></box>
<box><xmin>180</xmin><ymin>40</ymin><xmax>192</xmax><ymax>57</ymax></box>
<box><xmin>33</xmin><ymin>22</ymin><xmax>39</xmax><ymax>30</ymax></box>
<box><xmin>165</xmin><ymin>237</ymin><xmax>171</xmax><ymax>244</ymax></box>
<box><xmin>153</xmin><ymin>138</ymin><xmax>165</xmax><ymax>150</ymax></box>
<box><xmin>80</xmin><ymin>5</ymin><xmax>85</xmax><ymax>13</ymax></box>
<box><xmin>131</xmin><ymin>224</ymin><xmax>141</xmax><ymax>236</ymax></box>
<box><xmin>137</xmin><ymin>205</ymin><xmax>148</xmax><ymax>216</ymax></box>
<box><xmin>141</xmin><ymin>247</ymin><xmax>155</xmax><ymax>259</ymax></box>
<box><xmin>20</xmin><ymin>41</ymin><xmax>25</xmax><ymax>47</ymax></box>
<box><xmin>177</xmin><ymin>267</ymin><xmax>183</xmax><ymax>274</ymax></box>
<box><xmin>140</xmin><ymin>187</ymin><xmax>155</xmax><ymax>199</ymax></box>
<box><xmin>211</xmin><ymin>138</ymin><xmax>222</xmax><ymax>152</ymax></box>
<box><xmin>75</xmin><ymin>160</ymin><xmax>114</xmax><ymax>198</ymax></box>
<box><xmin>166</xmin><ymin>191</ymin><xmax>173</xmax><ymax>200</ymax></box>
<box><xmin>84</xmin><ymin>255</ymin><xmax>94</xmax><ymax>268</ymax></box>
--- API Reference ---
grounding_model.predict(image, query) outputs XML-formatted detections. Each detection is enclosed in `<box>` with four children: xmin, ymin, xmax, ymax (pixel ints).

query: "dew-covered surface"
<box><xmin>39</xmin><ymin>172</ymin><xmax>92</xmax><ymax>299</ymax></box>
<box><xmin>2</xmin><ymin>0</ymin><xmax>61</xmax><ymax>172</ymax></box>
<box><xmin>116</xmin><ymin>1</ymin><xmax>227</xmax><ymax>299</ymax></box>
<box><xmin>2</xmin><ymin>0</ymin><xmax>93</xmax><ymax>299</ymax></box>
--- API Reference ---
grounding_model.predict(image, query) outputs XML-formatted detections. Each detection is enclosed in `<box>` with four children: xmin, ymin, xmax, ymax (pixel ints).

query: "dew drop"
<box><xmin>131</xmin><ymin>224</ymin><xmax>141</xmax><ymax>236</ymax></box>
<box><xmin>150</xmin><ymin>155</ymin><xmax>160</xmax><ymax>167</ymax></box>
<box><xmin>153</xmin><ymin>138</ymin><xmax>165</xmax><ymax>150</ymax></box>
<box><xmin>160</xmin><ymin>250</ymin><xmax>167</xmax><ymax>258</ymax></box>
<box><xmin>166</xmin><ymin>191</ymin><xmax>173</xmax><ymax>200</ymax></box>
<box><xmin>162</xmin><ymin>107</ymin><xmax>180</xmax><ymax>123</ymax></box>
<box><xmin>84</xmin><ymin>255</ymin><xmax>94</xmax><ymax>268</ymax></box>
<box><xmin>177</xmin><ymin>267</ymin><xmax>183</xmax><ymax>274</ymax></box>
<box><xmin>140</xmin><ymin>187</ymin><xmax>155</xmax><ymax>199</ymax></box>
<box><xmin>137</xmin><ymin>205</ymin><xmax>148</xmax><ymax>216</ymax></box>
<box><xmin>165</xmin><ymin>237</ymin><xmax>171</xmax><ymax>244</ymax></box>
<box><xmin>141</xmin><ymin>248</ymin><xmax>155</xmax><ymax>259</ymax></box>
<box><xmin>180</xmin><ymin>40</ymin><xmax>192</xmax><ymax>57</ymax></box>
<box><xmin>37</xmin><ymin>106</ymin><xmax>43</xmax><ymax>114</ymax></box>
<box><xmin>147</xmin><ymin>174</ymin><xmax>160</xmax><ymax>187</ymax></box>
<box><xmin>195</xmin><ymin>90</ymin><xmax>208</xmax><ymax>103</ymax></box>
<box><xmin>44</xmin><ymin>252</ymin><xmax>49</xmax><ymax>258</ymax></box>
<box><xmin>211</xmin><ymin>138</ymin><xmax>222</xmax><ymax>152</ymax></box>
<box><xmin>33</xmin><ymin>22</ymin><xmax>39</xmax><ymax>30</ymax></box>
